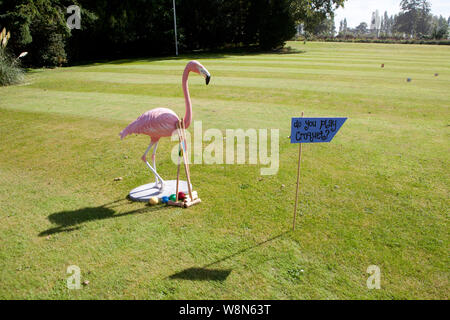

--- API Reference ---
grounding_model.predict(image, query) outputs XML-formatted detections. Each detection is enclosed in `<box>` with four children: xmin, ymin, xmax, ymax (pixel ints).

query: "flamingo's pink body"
<box><xmin>119</xmin><ymin>107</ymin><xmax>179</xmax><ymax>142</ymax></box>
<box><xmin>119</xmin><ymin>60</ymin><xmax>210</xmax><ymax>189</ymax></box>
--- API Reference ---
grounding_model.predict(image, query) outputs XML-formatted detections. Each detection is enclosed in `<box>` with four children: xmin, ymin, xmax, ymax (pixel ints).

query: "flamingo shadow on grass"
<box><xmin>39</xmin><ymin>199</ymin><xmax>166</xmax><ymax>237</ymax></box>
<box><xmin>168</xmin><ymin>232</ymin><xmax>288</xmax><ymax>282</ymax></box>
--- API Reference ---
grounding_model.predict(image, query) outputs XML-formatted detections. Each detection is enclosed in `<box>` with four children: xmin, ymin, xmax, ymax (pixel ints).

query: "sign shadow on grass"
<box><xmin>169</xmin><ymin>268</ymin><xmax>232</xmax><ymax>281</ymax></box>
<box><xmin>168</xmin><ymin>232</ymin><xmax>288</xmax><ymax>282</ymax></box>
<box><xmin>39</xmin><ymin>198</ymin><xmax>167</xmax><ymax>237</ymax></box>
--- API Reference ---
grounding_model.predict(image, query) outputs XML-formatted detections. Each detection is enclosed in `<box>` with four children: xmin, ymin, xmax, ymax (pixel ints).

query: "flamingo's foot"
<box><xmin>157</xmin><ymin>179</ymin><xmax>165</xmax><ymax>191</ymax></box>
<box><xmin>152</xmin><ymin>172</ymin><xmax>164</xmax><ymax>190</ymax></box>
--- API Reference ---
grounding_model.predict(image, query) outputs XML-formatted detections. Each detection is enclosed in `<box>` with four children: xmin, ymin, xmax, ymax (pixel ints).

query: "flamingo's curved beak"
<box><xmin>198</xmin><ymin>66</ymin><xmax>211</xmax><ymax>85</ymax></box>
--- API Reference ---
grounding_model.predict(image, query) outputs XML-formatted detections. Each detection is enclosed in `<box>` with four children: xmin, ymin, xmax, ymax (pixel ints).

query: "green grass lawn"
<box><xmin>0</xmin><ymin>41</ymin><xmax>448</xmax><ymax>299</ymax></box>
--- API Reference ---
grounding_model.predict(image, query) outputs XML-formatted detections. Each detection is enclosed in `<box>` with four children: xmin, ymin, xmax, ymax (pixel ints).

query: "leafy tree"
<box><xmin>395</xmin><ymin>0</ymin><xmax>432</xmax><ymax>38</ymax></box>
<box><xmin>289</xmin><ymin>0</ymin><xmax>345</xmax><ymax>32</ymax></box>
<box><xmin>178</xmin><ymin>0</ymin><xmax>296</xmax><ymax>50</ymax></box>
<box><xmin>72</xmin><ymin>0</ymin><xmax>175</xmax><ymax>59</ymax></box>
<box><xmin>430</xmin><ymin>15</ymin><xmax>449</xmax><ymax>39</ymax></box>
<box><xmin>0</xmin><ymin>0</ymin><xmax>74</xmax><ymax>67</ymax></box>
<box><xmin>258</xmin><ymin>0</ymin><xmax>297</xmax><ymax>49</ymax></box>
<box><xmin>311</xmin><ymin>16</ymin><xmax>334</xmax><ymax>37</ymax></box>
<box><xmin>355</xmin><ymin>22</ymin><xmax>368</xmax><ymax>35</ymax></box>
<box><xmin>382</xmin><ymin>11</ymin><xmax>392</xmax><ymax>36</ymax></box>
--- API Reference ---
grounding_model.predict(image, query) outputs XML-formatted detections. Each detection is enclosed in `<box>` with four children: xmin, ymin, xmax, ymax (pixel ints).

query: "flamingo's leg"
<box><xmin>141</xmin><ymin>141</ymin><xmax>164</xmax><ymax>189</ymax></box>
<box><xmin>152</xmin><ymin>141</ymin><xmax>165</xmax><ymax>189</ymax></box>
<box><xmin>141</xmin><ymin>141</ymin><xmax>154</xmax><ymax>163</ymax></box>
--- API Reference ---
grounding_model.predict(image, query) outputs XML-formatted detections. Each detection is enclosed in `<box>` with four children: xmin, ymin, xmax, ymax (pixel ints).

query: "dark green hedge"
<box><xmin>0</xmin><ymin>0</ymin><xmax>297</xmax><ymax>67</ymax></box>
<box><xmin>312</xmin><ymin>38</ymin><xmax>450</xmax><ymax>45</ymax></box>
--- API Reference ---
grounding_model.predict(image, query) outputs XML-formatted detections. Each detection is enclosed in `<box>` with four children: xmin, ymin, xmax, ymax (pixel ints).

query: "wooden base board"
<box><xmin>167</xmin><ymin>198</ymin><xmax>202</xmax><ymax>208</ymax></box>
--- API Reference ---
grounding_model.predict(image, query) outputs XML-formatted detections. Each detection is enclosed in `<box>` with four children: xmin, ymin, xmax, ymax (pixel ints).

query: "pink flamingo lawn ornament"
<box><xmin>120</xmin><ymin>60</ymin><xmax>211</xmax><ymax>191</ymax></box>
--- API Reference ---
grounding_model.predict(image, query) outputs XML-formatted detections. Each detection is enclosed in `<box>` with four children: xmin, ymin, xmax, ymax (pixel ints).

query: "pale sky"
<box><xmin>335</xmin><ymin>0</ymin><xmax>450</xmax><ymax>28</ymax></box>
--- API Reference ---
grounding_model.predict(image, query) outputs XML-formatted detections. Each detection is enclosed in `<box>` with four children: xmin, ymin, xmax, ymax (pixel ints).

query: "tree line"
<box><xmin>309</xmin><ymin>0</ymin><xmax>449</xmax><ymax>41</ymax></box>
<box><xmin>0</xmin><ymin>0</ymin><xmax>344</xmax><ymax>67</ymax></box>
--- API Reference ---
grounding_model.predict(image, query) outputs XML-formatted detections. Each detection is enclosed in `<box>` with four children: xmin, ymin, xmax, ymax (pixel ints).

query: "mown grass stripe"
<box><xmin>1</xmin><ymin>87</ymin><xmax>447</xmax><ymax>125</ymax></box>
<box><xmin>73</xmin><ymin>64</ymin><xmax>450</xmax><ymax>80</ymax></box>
<box><xmin>26</xmin><ymin>72</ymin><xmax>449</xmax><ymax>102</ymax></box>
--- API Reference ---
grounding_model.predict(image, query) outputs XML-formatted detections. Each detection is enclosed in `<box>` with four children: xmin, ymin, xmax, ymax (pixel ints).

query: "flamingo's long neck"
<box><xmin>182</xmin><ymin>66</ymin><xmax>192</xmax><ymax>129</ymax></box>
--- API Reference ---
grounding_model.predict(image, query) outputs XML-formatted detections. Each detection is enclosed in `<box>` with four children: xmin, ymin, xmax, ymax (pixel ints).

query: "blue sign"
<box><xmin>291</xmin><ymin>117</ymin><xmax>347</xmax><ymax>144</ymax></box>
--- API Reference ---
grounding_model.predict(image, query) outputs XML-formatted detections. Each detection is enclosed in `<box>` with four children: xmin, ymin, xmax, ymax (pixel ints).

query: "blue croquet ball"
<box><xmin>407</xmin><ymin>78</ymin><xmax>412</xmax><ymax>82</ymax></box>
<box><xmin>161</xmin><ymin>196</ymin><xmax>169</xmax><ymax>204</ymax></box>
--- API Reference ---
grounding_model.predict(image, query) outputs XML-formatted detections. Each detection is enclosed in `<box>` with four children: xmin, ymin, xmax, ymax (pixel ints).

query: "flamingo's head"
<box><xmin>189</xmin><ymin>60</ymin><xmax>211</xmax><ymax>85</ymax></box>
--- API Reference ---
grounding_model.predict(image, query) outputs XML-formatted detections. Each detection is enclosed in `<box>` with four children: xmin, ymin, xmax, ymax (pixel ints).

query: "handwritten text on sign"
<box><xmin>290</xmin><ymin>117</ymin><xmax>347</xmax><ymax>144</ymax></box>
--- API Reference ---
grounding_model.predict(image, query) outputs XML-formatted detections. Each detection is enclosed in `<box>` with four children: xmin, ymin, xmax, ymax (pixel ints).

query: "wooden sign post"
<box><xmin>292</xmin><ymin>112</ymin><xmax>304</xmax><ymax>231</ymax></box>
<box><xmin>290</xmin><ymin>115</ymin><xmax>347</xmax><ymax>230</ymax></box>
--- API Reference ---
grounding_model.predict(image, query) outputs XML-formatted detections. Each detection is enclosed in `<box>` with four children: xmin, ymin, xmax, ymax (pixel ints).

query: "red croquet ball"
<box><xmin>178</xmin><ymin>192</ymin><xmax>186</xmax><ymax>200</ymax></box>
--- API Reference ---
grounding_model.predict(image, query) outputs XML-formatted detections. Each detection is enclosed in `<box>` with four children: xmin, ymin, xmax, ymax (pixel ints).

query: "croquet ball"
<box><xmin>435</xmin><ymin>73</ymin><xmax>439</xmax><ymax>77</ymax></box>
<box><xmin>161</xmin><ymin>196</ymin><xmax>169</xmax><ymax>204</ymax></box>
<box><xmin>381</xmin><ymin>64</ymin><xmax>384</xmax><ymax>68</ymax></box>
<box><xmin>407</xmin><ymin>78</ymin><xmax>412</xmax><ymax>82</ymax></box>
<box><xmin>169</xmin><ymin>194</ymin><xmax>177</xmax><ymax>202</ymax></box>
<box><xmin>149</xmin><ymin>197</ymin><xmax>159</xmax><ymax>205</ymax></box>
<box><xmin>178</xmin><ymin>192</ymin><xmax>186</xmax><ymax>201</ymax></box>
